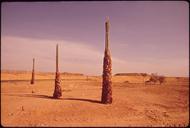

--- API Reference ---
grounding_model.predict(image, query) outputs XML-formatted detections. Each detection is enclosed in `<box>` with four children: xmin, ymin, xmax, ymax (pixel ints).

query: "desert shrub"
<box><xmin>141</xmin><ymin>73</ymin><xmax>148</xmax><ymax>77</ymax></box>
<box><xmin>158</xmin><ymin>76</ymin><xmax>165</xmax><ymax>84</ymax></box>
<box><xmin>149</xmin><ymin>73</ymin><xmax>158</xmax><ymax>82</ymax></box>
<box><xmin>149</xmin><ymin>73</ymin><xmax>165</xmax><ymax>85</ymax></box>
<box><xmin>124</xmin><ymin>81</ymin><xmax>129</xmax><ymax>83</ymax></box>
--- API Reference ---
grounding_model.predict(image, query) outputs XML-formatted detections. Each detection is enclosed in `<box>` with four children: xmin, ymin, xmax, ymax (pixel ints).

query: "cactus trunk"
<box><xmin>101</xmin><ymin>17</ymin><xmax>112</xmax><ymax>104</ymax></box>
<box><xmin>30</xmin><ymin>58</ymin><xmax>35</xmax><ymax>84</ymax></box>
<box><xmin>53</xmin><ymin>44</ymin><xmax>62</xmax><ymax>98</ymax></box>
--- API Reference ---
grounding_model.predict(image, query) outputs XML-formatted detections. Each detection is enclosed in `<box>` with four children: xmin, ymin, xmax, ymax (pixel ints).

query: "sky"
<box><xmin>1</xmin><ymin>1</ymin><xmax>189</xmax><ymax>76</ymax></box>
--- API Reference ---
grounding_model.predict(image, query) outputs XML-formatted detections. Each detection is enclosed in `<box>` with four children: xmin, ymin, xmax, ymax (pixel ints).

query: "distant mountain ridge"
<box><xmin>115</xmin><ymin>73</ymin><xmax>149</xmax><ymax>76</ymax></box>
<box><xmin>1</xmin><ymin>70</ymin><xmax>84</xmax><ymax>76</ymax></box>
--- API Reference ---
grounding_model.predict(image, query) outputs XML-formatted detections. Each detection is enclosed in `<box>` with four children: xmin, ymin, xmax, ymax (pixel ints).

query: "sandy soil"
<box><xmin>1</xmin><ymin>73</ymin><xmax>189</xmax><ymax>127</ymax></box>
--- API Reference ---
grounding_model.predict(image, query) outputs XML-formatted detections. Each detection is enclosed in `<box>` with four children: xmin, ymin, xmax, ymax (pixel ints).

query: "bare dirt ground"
<box><xmin>1</xmin><ymin>73</ymin><xmax>189</xmax><ymax>127</ymax></box>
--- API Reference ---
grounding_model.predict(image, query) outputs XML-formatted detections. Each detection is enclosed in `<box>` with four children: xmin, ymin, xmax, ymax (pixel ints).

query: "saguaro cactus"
<box><xmin>101</xmin><ymin>17</ymin><xmax>112</xmax><ymax>104</ymax></box>
<box><xmin>53</xmin><ymin>44</ymin><xmax>62</xmax><ymax>98</ymax></box>
<box><xmin>30</xmin><ymin>58</ymin><xmax>35</xmax><ymax>84</ymax></box>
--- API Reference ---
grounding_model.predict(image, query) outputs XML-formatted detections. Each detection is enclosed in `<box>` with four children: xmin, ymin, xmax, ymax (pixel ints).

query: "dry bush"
<box><xmin>146</xmin><ymin>73</ymin><xmax>165</xmax><ymax>85</ymax></box>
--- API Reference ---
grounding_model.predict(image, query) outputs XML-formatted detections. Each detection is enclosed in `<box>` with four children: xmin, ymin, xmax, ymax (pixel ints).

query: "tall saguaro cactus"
<box><xmin>30</xmin><ymin>58</ymin><xmax>35</xmax><ymax>84</ymax></box>
<box><xmin>53</xmin><ymin>44</ymin><xmax>62</xmax><ymax>98</ymax></box>
<box><xmin>101</xmin><ymin>17</ymin><xmax>112</xmax><ymax>104</ymax></box>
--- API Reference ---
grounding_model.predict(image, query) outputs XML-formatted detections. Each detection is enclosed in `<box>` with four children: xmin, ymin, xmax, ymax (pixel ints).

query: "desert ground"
<box><xmin>1</xmin><ymin>71</ymin><xmax>189</xmax><ymax>127</ymax></box>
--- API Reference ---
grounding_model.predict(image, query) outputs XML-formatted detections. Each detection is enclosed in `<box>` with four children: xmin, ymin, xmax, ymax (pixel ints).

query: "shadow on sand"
<box><xmin>64</xmin><ymin>98</ymin><xmax>101</xmax><ymax>104</ymax></box>
<box><xmin>4</xmin><ymin>93</ymin><xmax>60</xmax><ymax>100</ymax></box>
<box><xmin>4</xmin><ymin>93</ymin><xmax>101</xmax><ymax>103</ymax></box>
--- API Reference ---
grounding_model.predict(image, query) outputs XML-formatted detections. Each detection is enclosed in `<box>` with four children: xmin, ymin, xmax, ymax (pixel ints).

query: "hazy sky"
<box><xmin>1</xmin><ymin>1</ymin><xmax>189</xmax><ymax>76</ymax></box>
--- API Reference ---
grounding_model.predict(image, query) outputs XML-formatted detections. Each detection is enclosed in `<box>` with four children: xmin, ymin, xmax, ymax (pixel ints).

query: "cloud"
<box><xmin>1</xmin><ymin>35</ymin><xmax>105</xmax><ymax>75</ymax></box>
<box><xmin>1</xmin><ymin>35</ymin><xmax>188</xmax><ymax>76</ymax></box>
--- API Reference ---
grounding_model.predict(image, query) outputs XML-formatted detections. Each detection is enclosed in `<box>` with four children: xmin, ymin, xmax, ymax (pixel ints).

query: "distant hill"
<box><xmin>1</xmin><ymin>70</ymin><xmax>84</xmax><ymax>76</ymax></box>
<box><xmin>61</xmin><ymin>72</ymin><xmax>84</xmax><ymax>76</ymax></box>
<box><xmin>115</xmin><ymin>73</ymin><xmax>149</xmax><ymax>76</ymax></box>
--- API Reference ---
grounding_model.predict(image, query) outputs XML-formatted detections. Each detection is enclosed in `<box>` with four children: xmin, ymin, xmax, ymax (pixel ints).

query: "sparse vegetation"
<box><xmin>146</xmin><ymin>73</ymin><xmax>165</xmax><ymax>85</ymax></box>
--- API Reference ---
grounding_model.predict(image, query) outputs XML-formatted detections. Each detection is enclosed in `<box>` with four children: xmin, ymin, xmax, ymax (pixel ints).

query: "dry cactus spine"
<box><xmin>53</xmin><ymin>44</ymin><xmax>62</xmax><ymax>98</ymax></box>
<box><xmin>30</xmin><ymin>58</ymin><xmax>35</xmax><ymax>84</ymax></box>
<box><xmin>101</xmin><ymin>17</ymin><xmax>112</xmax><ymax>104</ymax></box>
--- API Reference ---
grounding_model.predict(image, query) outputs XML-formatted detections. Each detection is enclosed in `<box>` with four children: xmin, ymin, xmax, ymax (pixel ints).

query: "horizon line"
<box><xmin>1</xmin><ymin>69</ymin><xmax>189</xmax><ymax>77</ymax></box>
